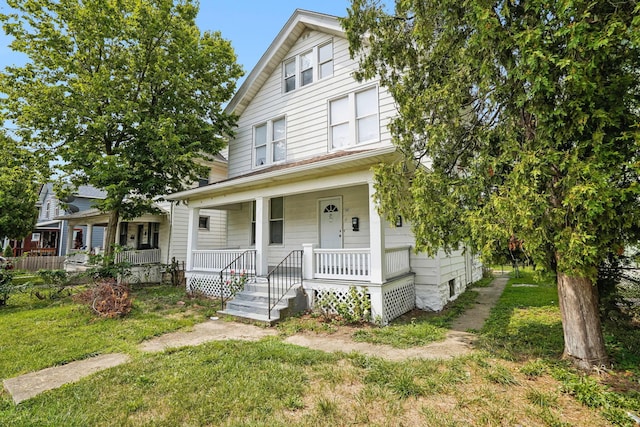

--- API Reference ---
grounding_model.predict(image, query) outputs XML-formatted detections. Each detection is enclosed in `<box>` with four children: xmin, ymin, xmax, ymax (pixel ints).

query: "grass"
<box><xmin>0</xmin><ymin>272</ymin><xmax>638</xmax><ymax>426</ymax></box>
<box><xmin>479</xmin><ymin>269</ymin><xmax>640</xmax><ymax>426</ymax></box>
<box><xmin>350</xmin><ymin>282</ymin><xmax>481</xmax><ymax>348</ymax></box>
<box><xmin>0</xmin><ymin>284</ymin><xmax>218</xmax><ymax>379</ymax></box>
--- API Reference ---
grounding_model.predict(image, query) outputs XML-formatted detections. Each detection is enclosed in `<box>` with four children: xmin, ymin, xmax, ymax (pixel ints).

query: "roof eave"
<box><xmin>225</xmin><ymin>9</ymin><xmax>345</xmax><ymax>117</ymax></box>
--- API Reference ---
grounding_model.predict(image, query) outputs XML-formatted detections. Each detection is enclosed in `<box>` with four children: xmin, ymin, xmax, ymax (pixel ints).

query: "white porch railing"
<box><xmin>314</xmin><ymin>248</ymin><xmax>371</xmax><ymax>280</ymax></box>
<box><xmin>385</xmin><ymin>246</ymin><xmax>412</xmax><ymax>279</ymax></box>
<box><xmin>115</xmin><ymin>248</ymin><xmax>161</xmax><ymax>265</ymax></box>
<box><xmin>191</xmin><ymin>249</ymin><xmax>254</xmax><ymax>272</ymax></box>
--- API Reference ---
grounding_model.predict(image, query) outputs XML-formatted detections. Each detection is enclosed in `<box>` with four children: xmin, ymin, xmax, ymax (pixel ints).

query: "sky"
<box><xmin>0</xmin><ymin>0</ymin><xmax>352</xmax><ymax>78</ymax></box>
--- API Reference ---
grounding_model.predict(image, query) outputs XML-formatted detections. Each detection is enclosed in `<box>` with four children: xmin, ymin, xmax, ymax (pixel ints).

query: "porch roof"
<box><xmin>55</xmin><ymin>206</ymin><xmax>167</xmax><ymax>225</ymax></box>
<box><xmin>168</xmin><ymin>146</ymin><xmax>398</xmax><ymax>202</ymax></box>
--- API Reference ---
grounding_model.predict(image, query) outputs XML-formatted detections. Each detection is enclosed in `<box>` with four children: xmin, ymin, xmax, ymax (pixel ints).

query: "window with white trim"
<box><xmin>254</xmin><ymin>117</ymin><xmax>286</xmax><ymax>167</ymax></box>
<box><xmin>251</xmin><ymin>201</ymin><xmax>256</xmax><ymax>245</ymax></box>
<box><xmin>283</xmin><ymin>40</ymin><xmax>333</xmax><ymax>93</ymax></box>
<box><xmin>329</xmin><ymin>86</ymin><xmax>380</xmax><ymax>149</ymax></box>
<box><xmin>270</xmin><ymin>197</ymin><xmax>284</xmax><ymax>245</ymax></box>
<box><xmin>318</xmin><ymin>42</ymin><xmax>333</xmax><ymax>79</ymax></box>
<box><xmin>198</xmin><ymin>216</ymin><xmax>209</xmax><ymax>230</ymax></box>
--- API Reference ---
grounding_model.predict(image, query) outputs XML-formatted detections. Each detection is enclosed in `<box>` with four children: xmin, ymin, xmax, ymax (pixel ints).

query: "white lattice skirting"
<box><xmin>186</xmin><ymin>273</ymin><xmax>232</xmax><ymax>298</ymax></box>
<box><xmin>314</xmin><ymin>287</ymin><xmax>370</xmax><ymax>317</ymax></box>
<box><xmin>382</xmin><ymin>280</ymin><xmax>415</xmax><ymax>324</ymax></box>
<box><xmin>312</xmin><ymin>277</ymin><xmax>416</xmax><ymax>324</ymax></box>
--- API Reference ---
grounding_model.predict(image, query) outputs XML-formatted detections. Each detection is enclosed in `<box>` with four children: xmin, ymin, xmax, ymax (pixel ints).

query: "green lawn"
<box><xmin>0</xmin><ymin>275</ymin><xmax>637</xmax><ymax>426</ymax></box>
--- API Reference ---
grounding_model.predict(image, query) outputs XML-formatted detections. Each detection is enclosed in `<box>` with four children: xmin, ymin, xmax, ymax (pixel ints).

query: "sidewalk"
<box><xmin>3</xmin><ymin>274</ymin><xmax>509</xmax><ymax>404</ymax></box>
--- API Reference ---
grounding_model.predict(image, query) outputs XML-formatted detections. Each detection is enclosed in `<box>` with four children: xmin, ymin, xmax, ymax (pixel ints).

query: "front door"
<box><xmin>319</xmin><ymin>197</ymin><xmax>342</xmax><ymax>248</ymax></box>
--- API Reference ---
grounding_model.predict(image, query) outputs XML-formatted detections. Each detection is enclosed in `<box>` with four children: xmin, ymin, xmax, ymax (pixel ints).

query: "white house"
<box><xmin>168</xmin><ymin>10</ymin><xmax>482</xmax><ymax>323</ymax></box>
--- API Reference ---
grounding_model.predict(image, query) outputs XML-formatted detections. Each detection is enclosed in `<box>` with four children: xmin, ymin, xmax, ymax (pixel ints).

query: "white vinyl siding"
<box><xmin>228</xmin><ymin>32</ymin><xmax>396</xmax><ymax>178</ymax></box>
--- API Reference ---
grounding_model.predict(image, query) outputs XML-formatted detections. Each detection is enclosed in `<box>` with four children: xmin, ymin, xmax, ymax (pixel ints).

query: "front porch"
<box><xmin>186</xmin><ymin>244</ymin><xmax>415</xmax><ymax>324</ymax></box>
<box><xmin>172</xmin><ymin>154</ymin><xmax>420</xmax><ymax>324</ymax></box>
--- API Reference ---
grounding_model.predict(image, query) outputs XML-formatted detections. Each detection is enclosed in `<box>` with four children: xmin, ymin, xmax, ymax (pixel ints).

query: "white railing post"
<box><xmin>302</xmin><ymin>243</ymin><xmax>315</xmax><ymax>280</ymax></box>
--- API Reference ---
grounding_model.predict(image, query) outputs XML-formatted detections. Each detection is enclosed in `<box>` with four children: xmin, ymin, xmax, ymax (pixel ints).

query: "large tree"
<box><xmin>343</xmin><ymin>0</ymin><xmax>640</xmax><ymax>368</ymax></box>
<box><xmin>0</xmin><ymin>131</ymin><xmax>40</xmax><ymax>241</ymax></box>
<box><xmin>0</xmin><ymin>0</ymin><xmax>242</xmax><ymax>257</ymax></box>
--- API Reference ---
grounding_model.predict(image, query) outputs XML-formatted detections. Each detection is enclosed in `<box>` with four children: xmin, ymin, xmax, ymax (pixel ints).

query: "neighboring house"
<box><xmin>2</xmin><ymin>184</ymin><xmax>106</xmax><ymax>257</ymax></box>
<box><xmin>168</xmin><ymin>10</ymin><xmax>482</xmax><ymax>324</ymax></box>
<box><xmin>57</xmin><ymin>156</ymin><xmax>228</xmax><ymax>282</ymax></box>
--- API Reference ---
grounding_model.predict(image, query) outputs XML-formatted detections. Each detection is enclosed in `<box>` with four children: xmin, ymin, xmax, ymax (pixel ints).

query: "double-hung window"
<box><xmin>318</xmin><ymin>42</ymin><xmax>333</xmax><ymax>79</ymax></box>
<box><xmin>270</xmin><ymin>197</ymin><xmax>284</xmax><ymax>245</ymax></box>
<box><xmin>283</xmin><ymin>40</ymin><xmax>333</xmax><ymax>93</ymax></box>
<box><xmin>254</xmin><ymin>117</ymin><xmax>286</xmax><ymax>167</ymax></box>
<box><xmin>329</xmin><ymin>86</ymin><xmax>380</xmax><ymax>149</ymax></box>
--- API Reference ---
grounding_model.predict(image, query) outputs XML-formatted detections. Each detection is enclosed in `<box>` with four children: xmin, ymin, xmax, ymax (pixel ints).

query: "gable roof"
<box><xmin>225</xmin><ymin>9</ymin><xmax>344</xmax><ymax>117</ymax></box>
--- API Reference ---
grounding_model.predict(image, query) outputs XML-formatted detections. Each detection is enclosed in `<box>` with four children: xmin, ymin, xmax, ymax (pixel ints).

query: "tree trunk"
<box><xmin>103</xmin><ymin>209</ymin><xmax>120</xmax><ymax>263</ymax></box>
<box><xmin>556</xmin><ymin>271</ymin><xmax>608</xmax><ymax>370</ymax></box>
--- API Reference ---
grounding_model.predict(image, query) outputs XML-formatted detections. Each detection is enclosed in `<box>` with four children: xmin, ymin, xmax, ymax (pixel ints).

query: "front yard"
<box><xmin>0</xmin><ymin>272</ymin><xmax>638</xmax><ymax>426</ymax></box>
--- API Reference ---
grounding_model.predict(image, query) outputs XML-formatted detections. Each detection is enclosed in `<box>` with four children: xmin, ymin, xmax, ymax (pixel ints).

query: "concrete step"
<box><xmin>217</xmin><ymin>308</ymin><xmax>279</xmax><ymax>325</ymax></box>
<box><xmin>225</xmin><ymin>298</ymin><xmax>288</xmax><ymax>317</ymax></box>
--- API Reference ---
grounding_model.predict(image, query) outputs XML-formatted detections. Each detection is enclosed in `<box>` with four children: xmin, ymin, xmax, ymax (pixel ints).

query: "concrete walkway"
<box><xmin>3</xmin><ymin>274</ymin><xmax>508</xmax><ymax>404</ymax></box>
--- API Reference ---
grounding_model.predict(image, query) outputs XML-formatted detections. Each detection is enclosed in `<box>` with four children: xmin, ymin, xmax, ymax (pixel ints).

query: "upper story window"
<box><xmin>254</xmin><ymin>117</ymin><xmax>286</xmax><ymax>167</ymax></box>
<box><xmin>283</xmin><ymin>40</ymin><xmax>333</xmax><ymax>93</ymax></box>
<box><xmin>45</xmin><ymin>201</ymin><xmax>51</xmax><ymax>219</ymax></box>
<box><xmin>329</xmin><ymin>86</ymin><xmax>380</xmax><ymax>150</ymax></box>
<box><xmin>318</xmin><ymin>42</ymin><xmax>333</xmax><ymax>79</ymax></box>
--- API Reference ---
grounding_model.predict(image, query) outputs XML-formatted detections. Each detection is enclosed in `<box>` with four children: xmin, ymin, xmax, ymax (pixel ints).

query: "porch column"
<box><xmin>185</xmin><ymin>207</ymin><xmax>200</xmax><ymax>271</ymax></box>
<box><xmin>302</xmin><ymin>243</ymin><xmax>316</xmax><ymax>280</ymax></box>
<box><xmin>86</xmin><ymin>224</ymin><xmax>93</xmax><ymax>251</ymax></box>
<box><xmin>65</xmin><ymin>223</ymin><xmax>74</xmax><ymax>255</ymax></box>
<box><xmin>115</xmin><ymin>221</ymin><xmax>121</xmax><ymax>247</ymax></box>
<box><xmin>255</xmin><ymin>197</ymin><xmax>269</xmax><ymax>276</ymax></box>
<box><xmin>368</xmin><ymin>180</ymin><xmax>386</xmax><ymax>284</ymax></box>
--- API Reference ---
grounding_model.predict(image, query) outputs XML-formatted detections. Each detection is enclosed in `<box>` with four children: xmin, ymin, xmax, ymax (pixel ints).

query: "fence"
<box><xmin>7</xmin><ymin>256</ymin><xmax>65</xmax><ymax>272</ymax></box>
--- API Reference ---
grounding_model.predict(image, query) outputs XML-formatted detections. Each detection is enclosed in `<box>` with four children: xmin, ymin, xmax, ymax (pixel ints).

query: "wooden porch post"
<box><xmin>86</xmin><ymin>224</ymin><xmax>93</xmax><ymax>251</ymax></box>
<box><xmin>368</xmin><ymin>180</ymin><xmax>386</xmax><ymax>284</ymax></box>
<box><xmin>255</xmin><ymin>197</ymin><xmax>269</xmax><ymax>276</ymax></box>
<box><xmin>302</xmin><ymin>243</ymin><xmax>316</xmax><ymax>280</ymax></box>
<box><xmin>185</xmin><ymin>207</ymin><xmax>200</xmax><ymax>272</ymax></box>
<box><xmin>65</xmin><ymin>223</ymin><xmax>74</xmax><ymax>255</ymax></box>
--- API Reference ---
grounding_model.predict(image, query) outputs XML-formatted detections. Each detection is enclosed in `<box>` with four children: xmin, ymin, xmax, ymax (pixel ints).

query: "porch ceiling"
<box><xmin>170</xmin><ymin>147</ymin><xmax>398</xmax><ymax>209</ymax></box>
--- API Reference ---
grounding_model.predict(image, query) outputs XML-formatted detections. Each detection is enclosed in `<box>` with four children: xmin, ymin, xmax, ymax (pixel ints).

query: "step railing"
<box><xmin>219</xmin><ymin>250</ymin><xmax>256</xmax><ymax>308</ymax></box>
<box><xmin>267</xmin><ymin>250</ymin><xmax>303</xmax><ymax>320</ymax></box>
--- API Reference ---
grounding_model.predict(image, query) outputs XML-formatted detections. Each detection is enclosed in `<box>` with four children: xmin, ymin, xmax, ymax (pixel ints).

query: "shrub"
<box><xmin>316</xmin><ymin>286</ymin><xmax>371</xmax><ymax>324</ymax></box>
<box><xmin>0</xmin><ymin>267</ymin><xmax>15</xmax><ymax>306</ymax></box>
<box><xmin>31</xmin><ymin>269</ymin><xmax>75</xmax><ymax>300</ymax></box>
<box><xmin>3</xmin><ymin>245</ymin><xmax>13</xmax><ymax>258</ymax></box>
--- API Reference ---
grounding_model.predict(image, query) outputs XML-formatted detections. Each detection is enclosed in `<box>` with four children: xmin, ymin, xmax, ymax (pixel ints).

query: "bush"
<box><xmin>31</xmin><ymin>269</ymin><xmax>75</xmax><ymax>300</ymax></box>
<box><xmin>3</xmin><ymin>245</ymin><xmax>13</xmax><ymax>258</ymax></box>
<box><xmin>316</xmin><ymin>286</ymin><xmax>371</xmax><ymax>324</ymax></box>
<box><xmin>0</xmin><ymin>267</ymin><xmax>15</xmax><ymax>306</ymax></box>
